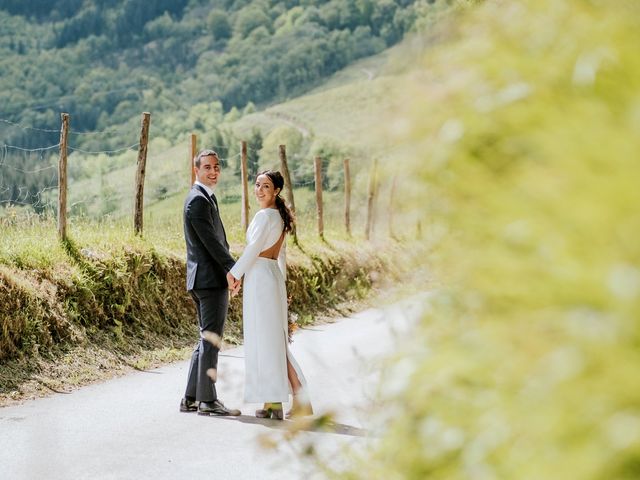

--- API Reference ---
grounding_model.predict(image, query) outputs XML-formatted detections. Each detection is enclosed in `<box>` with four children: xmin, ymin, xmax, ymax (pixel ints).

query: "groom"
<box><xmin>180</xmin><ymin>149</ymin><xmax>241</xmax><ymax>416</ymax></box>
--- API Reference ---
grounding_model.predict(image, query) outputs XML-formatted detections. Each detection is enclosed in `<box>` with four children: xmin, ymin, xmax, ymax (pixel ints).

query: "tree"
<box><xmin>234</xmin><ymin>5</ymin><xmax>272</xmax><ymax>37</ymax></box>
<box><xmin>207</xmin><ymin>10</ymin><xmax>232</xmax><ymax>40</ymax></box>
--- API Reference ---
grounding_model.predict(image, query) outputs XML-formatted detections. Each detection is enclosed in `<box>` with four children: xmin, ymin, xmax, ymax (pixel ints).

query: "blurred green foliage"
<box><xmin>342</xmin><ymin>0</ymin><xmax>640</xmax><ymax>478</ymax></box>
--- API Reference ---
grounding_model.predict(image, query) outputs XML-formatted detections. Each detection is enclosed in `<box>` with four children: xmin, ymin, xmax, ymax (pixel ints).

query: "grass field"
<box><xmin>3</xmin><ymin>39</ymin><xmax>423</xmax><ymax>249</ymax></box>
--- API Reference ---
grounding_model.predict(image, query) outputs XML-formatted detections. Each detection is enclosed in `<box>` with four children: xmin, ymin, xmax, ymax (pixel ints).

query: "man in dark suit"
<box><xmin>179</xmin><ymin>149</ymin><xmax>241</xmax><ymax>416</ymax></box>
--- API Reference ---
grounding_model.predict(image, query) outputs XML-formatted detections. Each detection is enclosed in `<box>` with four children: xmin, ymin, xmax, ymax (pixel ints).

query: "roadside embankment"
<box><xmin>0</xmin><ymin>234</ymin><xmax>405</xmax><ymax>405</ymax></box>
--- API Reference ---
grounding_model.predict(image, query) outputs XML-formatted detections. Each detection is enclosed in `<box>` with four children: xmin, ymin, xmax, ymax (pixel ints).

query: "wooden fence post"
<box><xmin>57</xmin><ymin>112</ymin><xmax>69</xmax><ymax>241</ymax></box>
<box><xmin>240</xmin><ymin>140</ymin><xmax>250</xmax><ymax>231</ymax></box>
<box><xmin>190</xmin><ymin>133</ymin><xmax>197</xmax><ymax>186</ymax></box>
<box><xmin>343</xmin><ymin>158</ymin><xmax>351</xmax><ymax>236</ymax></box>
<box><xmin>134</xmin><ymin>112</ymin><xmax>151</xmax><ymax>236</ymax></box>
<box><xmin>389</xmin><ymin>174</ymin><xmax>397</xmax><ymax>239</ymax></box>
<box><xmin>314</xmin><ymin>156</ymin><xmax>324</xmax><ymax>239</ymax></box>
<box><xmin>279</xmin><ymin>144</ymin><xmax>298</xmax><ymax>243</ymax></box>
<box><xmin>365</xmin><ymin>159</ymin><xmax>378</xmax><ymax>240</ymax></box>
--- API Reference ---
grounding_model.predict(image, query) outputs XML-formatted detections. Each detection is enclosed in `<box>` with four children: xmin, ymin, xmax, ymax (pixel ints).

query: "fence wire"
<box><xmin>1</xmin><ymin>115</ymin><xmax>393</xmax><ymax>240</ymax></box>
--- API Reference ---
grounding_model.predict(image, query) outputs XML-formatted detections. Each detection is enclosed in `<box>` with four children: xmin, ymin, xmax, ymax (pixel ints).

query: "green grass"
<box><xmin>142</xmin><ymin>177</ymin><xmax>385</xmax><ymax>250</ymax></box>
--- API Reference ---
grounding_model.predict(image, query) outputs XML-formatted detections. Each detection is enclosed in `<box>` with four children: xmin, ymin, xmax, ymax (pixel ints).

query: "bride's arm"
<box><xmin>229</xmin><ymin>211</ymin><xmax>270</xmax><ymax>280</ymax></box>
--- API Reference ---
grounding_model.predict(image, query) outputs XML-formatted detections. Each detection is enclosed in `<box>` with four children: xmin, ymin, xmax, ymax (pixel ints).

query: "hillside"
<box><xmin>0</xmin><ymin>0</ymin><xmax>420</xmax><ymax>147</ymax></box>
<box><xmin>22</xmin><ymin>40</ymin><xmax>420</xmax><ymax>242</ymax></box>
<box><xmin>0</xmin><ymin>0</ymin><xmax>456</xmax><ymax>213</ymax></box>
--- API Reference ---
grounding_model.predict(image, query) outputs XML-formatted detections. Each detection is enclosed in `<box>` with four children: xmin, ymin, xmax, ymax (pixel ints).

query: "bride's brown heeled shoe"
<box><xmin>285</xmin><ymin>395</ymin><xmax>313</xmax><ymax>419</ymax></box>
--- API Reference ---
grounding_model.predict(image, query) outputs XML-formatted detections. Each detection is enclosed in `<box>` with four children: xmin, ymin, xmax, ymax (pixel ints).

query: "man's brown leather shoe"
<box><xmin>198</xmin><ymin>399</ymin><xmax>241</xmax><ymax>416</ymax></box>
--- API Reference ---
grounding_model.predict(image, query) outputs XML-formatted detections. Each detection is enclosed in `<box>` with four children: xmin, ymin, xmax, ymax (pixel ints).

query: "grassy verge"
<box><xmin>0</xmin><ymin>215</ymin><xmax>403</xmax><ymax>406</ymax></box>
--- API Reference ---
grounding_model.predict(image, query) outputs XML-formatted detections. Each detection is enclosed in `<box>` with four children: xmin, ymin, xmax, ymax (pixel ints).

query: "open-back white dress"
<box><xmin>229</xmin><ymin>208</ymin><xmax>307</xmax><ymax>403</ymax></box>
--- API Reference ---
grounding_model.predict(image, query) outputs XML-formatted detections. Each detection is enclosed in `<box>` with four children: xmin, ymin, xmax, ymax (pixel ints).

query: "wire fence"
<box><xmin>1</xmin><ymin>112</ymin><xmax>405</xmax><ymax>243</ymax></box>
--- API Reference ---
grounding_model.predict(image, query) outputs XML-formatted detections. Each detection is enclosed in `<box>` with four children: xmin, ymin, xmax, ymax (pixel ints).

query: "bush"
<box><xmin>340</xmin><ymin>0</ymin><xmax>640</xmax><ymax>478</ymax></box>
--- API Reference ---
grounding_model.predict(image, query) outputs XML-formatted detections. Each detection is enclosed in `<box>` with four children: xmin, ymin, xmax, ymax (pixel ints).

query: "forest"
<box><xmin>0</xmin><ymin>0</ymin><xmax>425</xmax><ymax>208</ymax></box>
<box><xmin>1</xmin><ymin>0</ymin><xmax>418</xmax><ymax>144</ymax></box>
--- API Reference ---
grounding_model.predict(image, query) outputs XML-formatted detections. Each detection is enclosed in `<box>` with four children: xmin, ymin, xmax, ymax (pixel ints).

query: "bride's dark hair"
<box><xmin>259</xmin><ymin>170</ymin><xmax>294</xmax><ymax>233</ymax></box>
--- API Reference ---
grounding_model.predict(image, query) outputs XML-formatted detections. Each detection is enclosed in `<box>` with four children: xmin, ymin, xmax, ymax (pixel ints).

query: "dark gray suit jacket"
<box><xmin>183</xmin><ymin>184</ymin><xmax>235</xmax><ymax>291</ymax></box>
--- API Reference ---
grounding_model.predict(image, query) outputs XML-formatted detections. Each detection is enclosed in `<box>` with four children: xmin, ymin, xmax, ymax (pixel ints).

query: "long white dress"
<box><xmin>229</xmin><ymin>208</ymin><xmax>307</xmax><ymax>403</ymax></box>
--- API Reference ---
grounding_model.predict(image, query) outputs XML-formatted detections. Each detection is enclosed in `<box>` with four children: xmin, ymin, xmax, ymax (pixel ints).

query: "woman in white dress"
<box><xmin>229</xmin><ymin>170</ymin><xmax>313</xmax><ymax>420</ymax></box>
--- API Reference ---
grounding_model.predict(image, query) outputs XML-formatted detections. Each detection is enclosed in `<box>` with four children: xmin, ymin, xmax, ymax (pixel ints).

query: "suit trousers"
<box><xmin>184</xmin><ymin>288</ymin><xmax>229</xmax><ymax>402</ymax></box>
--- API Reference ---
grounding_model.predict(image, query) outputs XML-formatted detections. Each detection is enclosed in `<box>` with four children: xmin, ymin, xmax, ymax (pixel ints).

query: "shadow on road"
<box><xmin>214</xmin><ymin>414</ymin><xmax>369</xmax><ymax>438</ymax></box>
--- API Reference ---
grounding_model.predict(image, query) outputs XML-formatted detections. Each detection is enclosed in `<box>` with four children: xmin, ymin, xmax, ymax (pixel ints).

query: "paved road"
<box><xmin>0</xmin><ymin>297</ymin><xmax>424</xmax><ymax>480</ymax></box>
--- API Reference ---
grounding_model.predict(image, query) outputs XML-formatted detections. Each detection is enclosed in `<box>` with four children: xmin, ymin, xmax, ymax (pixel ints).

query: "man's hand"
<box><xmin>231</xmin><ymin>277</ymin><xmax>242</xmax><ymax>297</ymax></box>
<box><xmin>226</xmin><ymin>272</ymin><xmax>242</xmax><ymax>297</ymax></box>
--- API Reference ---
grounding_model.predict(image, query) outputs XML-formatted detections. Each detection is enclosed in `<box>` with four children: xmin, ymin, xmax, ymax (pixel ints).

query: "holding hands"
<box><xmin>226</xmin><ymin>272</ymin><xmax>242</xmax><ymax>297</ymax></box>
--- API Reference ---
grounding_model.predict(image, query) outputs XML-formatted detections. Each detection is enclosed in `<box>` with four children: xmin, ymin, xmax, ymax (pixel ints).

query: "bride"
<box><xmin>228</xmin><ymin>170</ymin><xmax>313</xmax><ymax>420</ymax></box>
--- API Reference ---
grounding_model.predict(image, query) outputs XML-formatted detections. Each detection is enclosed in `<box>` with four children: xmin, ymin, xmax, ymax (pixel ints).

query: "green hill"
<box><xmin>1</xmin><ymin>0</ymin><xmax>452</xmax><ymax>217</ymax></box>
<box><xmin>42</xmin><ymin>39</ymin><xmax>420</xmax><ymax>244</ymax></box>
<box><xmin>0</xmin><ymin>0</ymin><xmax>420</xmax><ymax>147</ymax></box>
